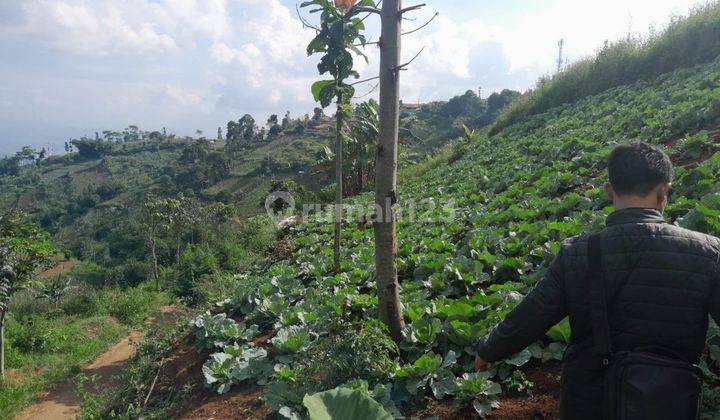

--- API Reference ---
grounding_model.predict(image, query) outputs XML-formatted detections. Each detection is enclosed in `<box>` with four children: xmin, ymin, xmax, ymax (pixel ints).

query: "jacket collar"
<box><xmin>606</xmin><ymin>208</ymin><xmax>666</xmax><ymax>227</ymax></box>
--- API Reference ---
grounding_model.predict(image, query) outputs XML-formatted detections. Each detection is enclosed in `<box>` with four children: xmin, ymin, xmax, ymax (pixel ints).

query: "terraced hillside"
<box><xmin>119</xmin><ymin>59</ymin><xmax>720</xmax><ymax>419</ymax></box>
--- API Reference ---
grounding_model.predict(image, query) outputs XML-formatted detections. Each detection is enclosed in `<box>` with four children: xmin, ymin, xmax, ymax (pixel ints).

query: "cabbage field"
<box><xmin>188</xmin><ymin>58</ymin><xmax>720</xmax><ymax>418</ymax></box>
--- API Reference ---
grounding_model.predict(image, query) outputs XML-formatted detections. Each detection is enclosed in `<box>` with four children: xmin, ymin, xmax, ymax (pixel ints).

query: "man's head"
<box><xmin>604</xmin><ymin>141</ymin><xmax>673</xmax><ymax>212</ymax></box>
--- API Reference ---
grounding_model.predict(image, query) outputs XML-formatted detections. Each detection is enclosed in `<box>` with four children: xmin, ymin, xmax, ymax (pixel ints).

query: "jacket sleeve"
<box><xmin>710</xmin><ymin>248</ymin><xmax>720</xmax><ymax>326</ymax></box>
<box><xmin>476</xmin><ymin>247</ymin><xmax>567</xmax><ymax>362</ymax></box>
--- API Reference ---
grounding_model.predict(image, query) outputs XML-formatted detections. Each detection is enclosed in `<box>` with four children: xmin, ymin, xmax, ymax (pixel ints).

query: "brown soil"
<box><xmin>37</xmin><ymin>260</ymin><xmax>77</xmax><ymax>279</ymax></box>
<box><xmin>489</xmin><ymin>363</ymin><xmax>562</xmax><ymax>419</ymax></box>
<box><xmin>665</xmin><ymin>125</ymin><xmax>720</xmax><ymax>168</ymax></box>
<box><xmin>140</xmin><ymin>331</ymin><xmax>272</xmax><ymax>420</ymax></box>
<box><xmin>408</xmin><ymin>363</ymin><xmax>562</xmax><ymax>420</ymax></box>
<box><xmin>152</xmin><ymin>332</ymin><xmax>561</xmax><ymax>420</ymax></box>
<box><xmin>14</xmin><ymin>306</ymin><xmax>184</xmax><ymax>420</ymax></box>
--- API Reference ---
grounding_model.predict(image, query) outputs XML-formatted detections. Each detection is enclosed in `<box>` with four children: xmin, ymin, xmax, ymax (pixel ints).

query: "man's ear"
<box><xmin>657</xmin><ymin>183</ymin><xmax>672</xmax><ymax>205</ymax></box>
<box><xmin>603</xmin><ymin>182</ymin><xmax>614</xmax><ymax>202</ymax></box>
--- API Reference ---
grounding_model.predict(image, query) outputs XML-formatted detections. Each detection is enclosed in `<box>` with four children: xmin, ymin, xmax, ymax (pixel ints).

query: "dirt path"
<box><xmin>37</xmin><ymin>260</ymin><xmax>77</xmax><ymax>279</ymax></box>
<box><xmin>15</xmin><ymin>306</ymin><xmax>183</xmax><ymax>420</ymax></box>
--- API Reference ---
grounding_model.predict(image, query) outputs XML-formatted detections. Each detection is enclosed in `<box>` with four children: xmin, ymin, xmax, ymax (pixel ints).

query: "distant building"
<box><xmin>400</xmin><ymin>100</ymin><xmax>423</xmax><ymax>111</ymax></box>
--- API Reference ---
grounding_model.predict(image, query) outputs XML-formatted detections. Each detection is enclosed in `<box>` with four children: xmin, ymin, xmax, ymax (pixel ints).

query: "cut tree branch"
<box><xmin>393</xmin><ymin>47</ymin><xmax>425</xmax><ymax>73</ymax></box>
<box><xmin>399</xmin><ymin>3</ymin><xmax>426</xmax><ymax>15</ymax></box>
<box><xmin>350</xmin><ymin>75</ymin><xmax>381</xmax><ymax>86</ymax></box>
<box><xmin>402</xmin><ymin>11</ymin><xmax>438</xmax><ymax>36</ymax></box>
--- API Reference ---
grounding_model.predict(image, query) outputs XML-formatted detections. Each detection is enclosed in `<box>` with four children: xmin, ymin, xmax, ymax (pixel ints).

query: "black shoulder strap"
<box><xmin>588</xmin><ymin>233</ymin><xmax>613</xmax><ymax>363</ymax></box>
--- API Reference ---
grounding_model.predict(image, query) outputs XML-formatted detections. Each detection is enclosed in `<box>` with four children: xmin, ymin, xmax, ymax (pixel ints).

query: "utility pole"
<box><xmin>557</xmin><ymin>38</ymin><xmax>565</xmax><ymax>73</ymax></box>
<box><xmin>374</xmin><ymin>0</ymin><xmax>405</xmax><ymax>342</ymax></box>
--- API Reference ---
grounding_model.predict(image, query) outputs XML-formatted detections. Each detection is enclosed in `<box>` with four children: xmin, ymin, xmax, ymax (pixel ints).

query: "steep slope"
<box><xmin>126</xmin><ymin>59</ymin><xmax>720</xmax><ymax>418</ymax></box>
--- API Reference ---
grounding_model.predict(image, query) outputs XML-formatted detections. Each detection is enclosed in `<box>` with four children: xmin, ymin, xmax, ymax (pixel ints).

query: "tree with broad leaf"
<box><xmin>347</xmin><ymin>99</ymin><xmax>379</xmax><ymax>194</ymax></box>
<box><xmin>0</xmin><ymin>211</ymin><xmax>53</xmax><ymax>380</ymax></box>
<box><xmin>302</xmin><ymin>0</ymin><xmax>433</xmax><ymax>341</ymax></box>
<box><xmin>302</xmin><ymin>0</ymin><xmax>373</xmax><ymax>274</ymax></box>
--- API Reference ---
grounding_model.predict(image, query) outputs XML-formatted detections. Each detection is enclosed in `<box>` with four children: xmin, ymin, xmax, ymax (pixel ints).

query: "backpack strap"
<box><xmin>588</xmin><ymin>233</ymin><xmax>613</xmax><ymax>364</ymax></box>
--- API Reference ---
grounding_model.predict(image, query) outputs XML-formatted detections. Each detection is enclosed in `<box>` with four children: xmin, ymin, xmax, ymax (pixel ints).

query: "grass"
<box><xmin>0</xmin><ymin>283</ymin><xmax>172</xmax><ymax>418</ymax></box>
<box><xmin>0</xmin><ymin>315</ymin><xmax>127</xmax><ymax>418</ymax></box>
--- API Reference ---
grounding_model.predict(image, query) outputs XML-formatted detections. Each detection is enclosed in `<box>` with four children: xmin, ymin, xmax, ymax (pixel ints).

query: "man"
<box><xmin>474</xmin><ymin>141</ymin><xmax>720</xmax><ymax>419</ymax></box>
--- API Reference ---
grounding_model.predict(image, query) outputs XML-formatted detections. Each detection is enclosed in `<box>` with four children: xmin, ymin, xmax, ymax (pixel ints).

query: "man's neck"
<box><xmin>613</xmin><ymin>202</ymin><xmax>660</xmax><ymax>212</ymax></box>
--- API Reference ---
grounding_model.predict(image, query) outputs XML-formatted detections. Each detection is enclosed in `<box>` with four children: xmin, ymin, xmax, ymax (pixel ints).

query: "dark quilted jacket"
<box><xmin>476</xmin><ymin>208</ymin><xmax>720</xmax><ymax>419</ymax></box>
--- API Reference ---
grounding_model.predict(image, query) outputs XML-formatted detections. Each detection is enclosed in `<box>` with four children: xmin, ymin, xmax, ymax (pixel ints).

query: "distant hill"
<box><xmin>0</xmin><ymin>89</ymin><xmax>517</xmax><ymax>284</ymax></box>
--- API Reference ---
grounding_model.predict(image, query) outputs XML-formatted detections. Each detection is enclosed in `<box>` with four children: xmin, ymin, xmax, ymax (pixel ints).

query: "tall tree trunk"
<box><xmin>374</xmin><ymin>0</ymin><xmax>404</xmax><ymax>342</ymax></box>
<box><xmin>0</xmin><ymin>309</ymin><xmax>6</xmax><ymax>381</ymax></box>
<box><xmin>333</xmin><ymin>91</ymin><xmax>344</xmax><ymax>274</ymax></box>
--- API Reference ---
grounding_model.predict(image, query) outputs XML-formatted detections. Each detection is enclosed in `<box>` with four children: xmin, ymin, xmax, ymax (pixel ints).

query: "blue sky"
<box><xmin>0</xmin><ymin>0</ymin><xmax>703</xmax><ymax>156</ymax></box>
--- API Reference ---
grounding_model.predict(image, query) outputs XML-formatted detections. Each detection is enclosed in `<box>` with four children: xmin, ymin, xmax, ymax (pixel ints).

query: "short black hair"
<box><xmin>608</xmin><ymin>141</ymin><xmax>673</xmax><ymax>196</ymax></box>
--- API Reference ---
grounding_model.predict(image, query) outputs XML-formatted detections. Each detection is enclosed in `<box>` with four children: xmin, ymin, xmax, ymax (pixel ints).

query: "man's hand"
<box><xmin>475</xmin><ymin>356</ymin><xmax>491</xmax><ymax>372</ymax></box>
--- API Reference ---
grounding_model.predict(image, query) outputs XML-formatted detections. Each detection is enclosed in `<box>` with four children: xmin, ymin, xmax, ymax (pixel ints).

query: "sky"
<box><xmin>0</xmin><ymin>0</ymin><xmax>705</xmax><ymax>156</ymax></box>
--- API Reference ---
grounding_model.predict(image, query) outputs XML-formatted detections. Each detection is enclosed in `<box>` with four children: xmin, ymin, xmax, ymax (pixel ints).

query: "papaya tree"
<box><xmin>302</xmin><ymin>0</ymin><xmax>374</xmax><ymax>273</ymax></box>
<box><xmin>0</xmin><ymin>211</ymin><xmax>53</xmax><ymax>380</ymax></box>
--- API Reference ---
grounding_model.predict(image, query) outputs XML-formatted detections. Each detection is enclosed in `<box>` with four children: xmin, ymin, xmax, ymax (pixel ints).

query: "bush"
<box><xmin>293</xmin><ymin>320</ymin><xmax>399</xmax><ymax>391</ymax></box>
<box><xmin>96</xmin><ymin>285</ymin><xmax>169</xmax><ymax>326</ymax></box>
<box><xmin>192</xmin><ymin>273</ymin><xmax>241</xmax><ymax>306</ymax></box>
<box><xmin>68</xmin><ymin>261</ymin><xmax>106</xmax><ymax>288</ymax></box>
<box><xmin>8</xmin><ymin>290</ymin><xmax>58</xmax><ymax>320</ymax></box>
<box><xmin>172</xmin><ymin>245</ymin><xmax>219</xmax><ymax>300</ymax></box>
<box><xmin>60</xmin><ymin>284</ymin><xmax>101</xmax><ymax>317</ymax></box>
<box><xmin>106</xmin><ymin>260</ymin><xmax>151</xmax><ymax>288</ymax></box>
<box><xmin>7</xmin><ymin>314</ymin><xmax>60</xmax><ymax>353</ymax></box>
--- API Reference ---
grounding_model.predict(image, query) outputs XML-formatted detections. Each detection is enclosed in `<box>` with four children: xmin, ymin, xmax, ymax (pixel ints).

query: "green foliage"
<box><xmin>70</xmin><ymin>139</ymin><xmax>113</xmax><ymax>159</ymax></box>
<box><xmin>293</xmin><ymin>320</ymin><xmax>399</xmax><ymax>391</ymax></box>
<box><xmin>303</xmin><ymin>0</ymin><xmax>374</xmax><ymax>107</ymax></box>
<box><xmin>302</xmin><ymin>387</ymin><xmax>393</xmax><ymax>420</ymax></box>
<box><xmin>0</xmin><ymin>211</ymin><xmax>54</xmax><ymax>306</ymax></box>
<box><xmin>202</xmin><ymin>345</ymin><xmax>273</xmax><ymax>394</ymax></box>
<box><xmin>454</xmin><ymin>372</ymin><xmax>502</xmax><ymax>416</ymax></box>
<box><xmin>189</xmin><ymin>312</ymin><xmax>259</xmax><ymax>351</ymax></box>
<box><xmin>186</xmin><ymin>55</ymin><xmax>720</xmax><ymax>418</ymax></box>
<box><xmin>95</xmin><ymin>286</ymin><xmax>171</xmax><ymax>326</ymax></box>
<box><xmin>0</xmin><ymin>315</ymin><xmax>128</xmax><ymax>419</ymax></box>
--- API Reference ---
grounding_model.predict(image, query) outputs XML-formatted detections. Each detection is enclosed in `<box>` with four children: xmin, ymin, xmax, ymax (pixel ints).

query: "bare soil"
<box><xmin>37</xmin><ymin>260</ymin><xmax>77</xmax><ymax>279</ymax></box>
<box><xmin>407</xmin><ymin>362</ymin><xmax>561</xmax><ymax>420</ymax></box>
<box><xmin>14</xmin><ymin>306</ymin><xmax>184</xmax><ymax>420</ymax></box>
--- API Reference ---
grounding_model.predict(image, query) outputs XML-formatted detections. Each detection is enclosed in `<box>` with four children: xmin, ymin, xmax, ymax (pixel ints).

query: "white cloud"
<box><xmin>1</xmin><ymin>0</ymin><xmax>235</xmax><ymax>56</ymax></box>
<box><xmin>10</xmin><ymin>0</ymin><xmax>177</xmax><ymax>55</ymax></box>
<box><xmin>209</xmin><ymin>0</ymin><xmax>318</xmax><ymax>112</ymax></box>
<box><xmin>0</xmin><ymin>0</ymin><xmax>709</xmax><ymax>154</ymax></box>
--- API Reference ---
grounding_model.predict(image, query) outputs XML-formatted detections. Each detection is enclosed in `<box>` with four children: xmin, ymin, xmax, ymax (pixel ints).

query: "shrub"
<box><xmin>293</xmin><ymin>320</ymin><xmax>399</xmax><ymax>391</ymax></box>
<box><xmin>7</xmin><ymin>314</ymin><xmax>60</xmax><ymax>353</ymax></box>
<box><xmin>60</xmin><ymin>284</ymin><xmax>101</xmax><ymax>317</ymax></box>
<box><xmin>172</xmin><ymin>245</ymin><xmax>219</xmax><ymax>300</ymax></box>
<box><xmin>106</xmin><ymin>260</ymin><xmax>150</xmax><ymax>288</ymax></box>
<box><xmin>97</xmin><ymin>286</ymin><xmax>168</xmax><ymax>326</ymax></box>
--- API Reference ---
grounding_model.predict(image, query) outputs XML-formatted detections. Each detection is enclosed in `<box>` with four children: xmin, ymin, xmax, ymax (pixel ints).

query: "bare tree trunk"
<box><xmin>374</xmin><ymin>0</ymin><xmax>404</xmax><ymax>342</ymax></box>
<box><xmin>333</xmin><ymin>91</ymin><xmax>344</xmax><ymax>274</ymax></box>
<box><xmin>1</xmin><ymin>310</ymin><xmax>6</xmax><ymax>381</ymax></box>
